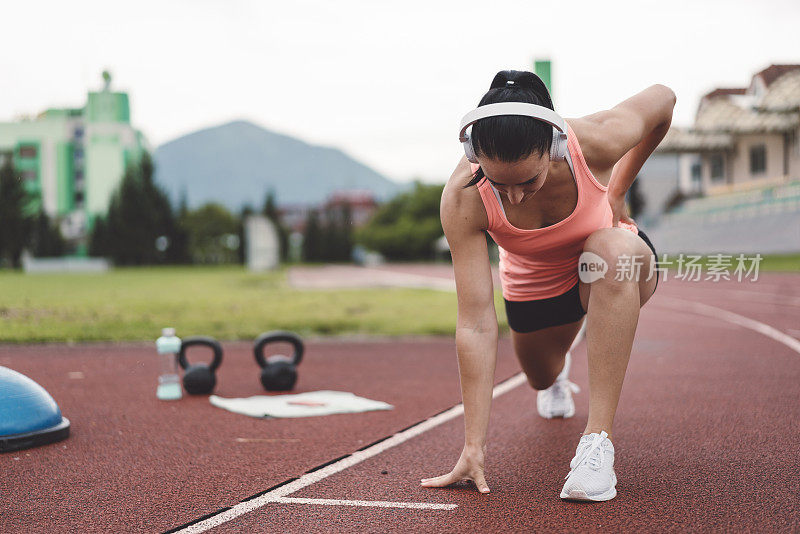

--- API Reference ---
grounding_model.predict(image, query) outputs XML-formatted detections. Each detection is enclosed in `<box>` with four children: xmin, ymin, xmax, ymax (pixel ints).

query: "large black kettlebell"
<box><xmin>178</xmin><ymin>336</ymin><xmax>223</xmax><ymax>395</ymax></box>
<box><xmin>253</xmin><ymin>331</ymin><xmax>304</xmax><ymax>391</ymax></box>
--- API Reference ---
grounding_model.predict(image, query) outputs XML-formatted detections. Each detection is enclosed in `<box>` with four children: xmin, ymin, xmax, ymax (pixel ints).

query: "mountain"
<box><xmin>153</xmin><ymin>120</ymin><xmax>401</xmax><ymax>211</ymax></box>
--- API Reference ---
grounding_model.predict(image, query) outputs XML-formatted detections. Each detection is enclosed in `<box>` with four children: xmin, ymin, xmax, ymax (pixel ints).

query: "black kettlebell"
<box><xmin>178</xmin><ymin>336</ymin><xmax>223</xmax><ymax>395</ymax></box>
<box><xmin>253</xmin><ymin>331</ymin><xmax>304</xmax><ymax>391</ymax></box>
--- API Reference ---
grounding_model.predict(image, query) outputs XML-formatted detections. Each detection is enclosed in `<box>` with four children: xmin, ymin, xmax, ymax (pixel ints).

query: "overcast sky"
<box><xmin>1</xmin><ymin>0</ymin><xmax>798</xmax><ymax>183</ymax></box>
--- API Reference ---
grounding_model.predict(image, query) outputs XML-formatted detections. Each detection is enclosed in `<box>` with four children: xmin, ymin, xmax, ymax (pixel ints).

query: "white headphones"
<box><xmin>458</xmin><ymin>102</ymin><xmax>569</xmax><ymax>164</ymax></box>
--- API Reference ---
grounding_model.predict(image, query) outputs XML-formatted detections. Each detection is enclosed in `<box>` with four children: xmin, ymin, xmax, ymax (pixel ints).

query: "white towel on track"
<box><xmin>209</xmin><ymin>390</ymin><xmax>393</xmax><ymax>419</ymax></box>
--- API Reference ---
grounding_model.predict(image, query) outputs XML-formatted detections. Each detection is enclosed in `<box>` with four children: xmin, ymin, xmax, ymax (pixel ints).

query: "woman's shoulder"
<box><xmin>565</xmin><ymin>117</ymin><xmax>615</xmax><ymax>187</ymax></box>
<box><xmin>441</xmin><ymin>157</ymin><xmax>490</xmax><ymax>233</ymax></box>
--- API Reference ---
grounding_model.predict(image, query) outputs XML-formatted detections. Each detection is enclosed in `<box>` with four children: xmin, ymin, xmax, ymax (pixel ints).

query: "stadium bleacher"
<box><xmin>643</xmin><ymin>181</ymin><xmax>800</xmax><ymax>254</ymax></box>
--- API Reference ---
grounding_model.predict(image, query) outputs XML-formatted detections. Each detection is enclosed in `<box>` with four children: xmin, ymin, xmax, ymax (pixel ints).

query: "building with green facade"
<box><xmin>0</xmin><ymin>71</ymin><xmax>146</xmax><ymax>256</ymax></box>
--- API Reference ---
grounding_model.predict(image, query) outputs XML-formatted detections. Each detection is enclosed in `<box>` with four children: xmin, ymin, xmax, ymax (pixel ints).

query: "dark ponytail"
<box><xmin>463</xmin><ymin>70</ymin><xmax>555</xmax><ymax>188</ymax></box>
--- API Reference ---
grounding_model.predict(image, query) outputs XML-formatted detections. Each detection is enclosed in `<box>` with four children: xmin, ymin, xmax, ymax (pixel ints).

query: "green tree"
<box><xmin>302</xmin><ymin>209</ymin><xmax>322</xmax><ymax>262</ymax></box>
<box><xmin>140</xmin><ymin>153</ymin><xmax>188</xmax><ymax>264</ymax></box>
<box><xmin>169</xmin><ymin>187</ymin><xmax>192</xmax><ymax>264</ymax></box>
<box><xmin>322</xmin><ymin>203</ymin><xmax>354</xmax><ymax>262</ymax></box>
<box><xmin>30</xmin><ymin>209</ymin><xmax>66</xmax><ymax>257</ymax></box>
<box><xmin>103</xmin><ymin>163</ymin><xmax>151</xmax><ymax>264</ymax></box>
<box><xmin>356</xmin><ymin>182</ymin><xmax>444</xmax><ymax>260</ymax></box>
<box><xmin>92</xmin><ymin>152</ymin><xmax>185</xmax><ymax>265</ymax></box>
<box><xmin>261</xmin><ymin>189</ymin><xmax>288</xmax><ymax>261</ymax></box>
<box><xmin>0</xmin><ymin>157</ymin><xmax>35</xmax><ymax>268</ymax></box>
<box><xmin>319</xmin><ymin>207</ymin><xmax>337</xmax><ymax>261</ymax></box>
<box><xmin>262</xmin><ymin>189</ymin><xmax>278</xmax><ymax>220</ymax></box>
<box><xmin>88</xmin><ymin>215</ymin><xmax>109</xmax><ymax>257</ymax></box>
<box><xmin>339</xmin><ymin>203</ymin><xmax>354</xmax><ymax>261</ymax></box>
<box><xmin>237</xmin><ymin>204</ymin><xmax>255</xmax><ymax>265</ymax></box>
<box><xmin>182</xmin><ymin>203</ymin><xmax>240</xmax><ymax>264</ymax></box>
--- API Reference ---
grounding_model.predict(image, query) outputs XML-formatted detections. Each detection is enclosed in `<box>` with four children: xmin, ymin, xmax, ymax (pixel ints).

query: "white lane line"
<box><xmin>174</xmin><ymin>291</ymin><xmax>588</xmax><ymax>533</ymax></box>
<box><xmin>658</xmin><ymin>296</ymin><xmax>800</xmax><ymax>355</ymax></box>
<box><xmin>175</xmin><ymin>373</ymin><xmax>529</xmax><ymax>534</ymax></box>
<box><xmin>663</xmin><ymin>286</ymin><xmax>800</xmax><ymax>308</ymax></box>
<box><xmin>275</xmin><ymin>497</ymin><xmax>458</xmax><ymax>510</ymax></box>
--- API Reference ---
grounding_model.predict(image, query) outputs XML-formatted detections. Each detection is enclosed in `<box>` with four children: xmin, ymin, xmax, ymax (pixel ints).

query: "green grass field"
<box><xmin>0</xmin><ymin>265</ymin><xmax>508</xmax><ymax>344</ymax></box>
<box><xmin>0</xmin><ymin>254</ymin><xmax>796</xmax><ymax>344</ymax></box>
<box><xmin>660</xmin><ymin>252</ymin><xmax>800</xmax><ymax>272</ymax></box>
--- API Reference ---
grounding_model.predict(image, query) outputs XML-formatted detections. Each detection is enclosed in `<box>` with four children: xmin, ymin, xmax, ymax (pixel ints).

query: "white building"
<box><xmin>657</xmin><ymin>64</ymin><xmax>800</xmax><ymax>195</ymax></box>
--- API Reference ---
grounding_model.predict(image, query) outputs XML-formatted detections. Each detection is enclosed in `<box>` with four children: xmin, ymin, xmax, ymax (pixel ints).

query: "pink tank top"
<box><xmin>472</xmin><ymin>123</ymin><xmax>637</xmax><ymax>301</ymax></box>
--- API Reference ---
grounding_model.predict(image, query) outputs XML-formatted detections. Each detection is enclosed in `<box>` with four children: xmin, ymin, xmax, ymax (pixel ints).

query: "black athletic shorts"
<box><xmin>503</xmin><ymin>228</ymin><xmax>659</xmax><ymax>333</ymax></box>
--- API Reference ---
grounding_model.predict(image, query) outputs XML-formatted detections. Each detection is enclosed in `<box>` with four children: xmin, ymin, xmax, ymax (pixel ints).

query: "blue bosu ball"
<box><xmin>0</xmin><ymin>366</ymin><xmax>70</xmax><ymax>452</ymax></box>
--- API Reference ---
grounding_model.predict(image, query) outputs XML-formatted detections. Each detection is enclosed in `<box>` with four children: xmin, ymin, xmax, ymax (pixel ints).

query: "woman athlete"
<box><xmin>421</xmin><ymin>70</ymin><xmax>675</xmax><ymax>501</ymax></box>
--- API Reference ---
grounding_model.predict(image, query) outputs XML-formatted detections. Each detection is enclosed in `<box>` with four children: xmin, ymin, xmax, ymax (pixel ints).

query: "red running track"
<box><xmin>1</xmin><ymin>270</ymin><xmax>798</xmax><ymax>533</ymax></box>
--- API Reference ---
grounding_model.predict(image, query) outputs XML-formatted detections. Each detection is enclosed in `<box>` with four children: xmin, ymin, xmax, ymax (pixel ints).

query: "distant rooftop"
<box><xmin>659</xmin><ymin>64</ymin><xmax>800</xmax><ymax>152</ymax></box>
<box><xmin>702</xmin><ymin>88</ymin><xmax>747</xmax><ymax>99</ymax></box>
<box><xmin>658</xmin><ymin>129</ymin><xmax>734</xmax><ymax>152</ymax></box>
<box><xmin>695</xmin><ymin>97</ymin><xmax>799</xmax><ymax>133</ymax></box>
<box><xmin>757</xmin><ymin>68</ymin><xmax>800</xmax><ymax>111</ymax></box>
<box><xmin>755</xmin><ymin>64</ymin><xmax>800</xmax><ymax>88</ymax></box>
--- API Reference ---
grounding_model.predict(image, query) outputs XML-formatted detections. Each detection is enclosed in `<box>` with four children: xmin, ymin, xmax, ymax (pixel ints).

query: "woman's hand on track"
<box><xmin>420</xmin><ymin>445</ymin><xmax>490</xmax><ymax>494</ymax></box>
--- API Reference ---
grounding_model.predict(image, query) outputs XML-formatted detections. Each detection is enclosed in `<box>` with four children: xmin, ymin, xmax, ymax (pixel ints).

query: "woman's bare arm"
<box><xmin>421</xmin><ymin>157</ymin><xmax>497</xmax><ymax>493</ymax></box>
<box><xmin>580</xmin><ymin>84</ymin><xmax>677</xmax><ymax>198</ymax></box>
<box><xmin>441</xmin><ymin>160</ymin><xmax>498</xmax><ymax>450</ymax></box>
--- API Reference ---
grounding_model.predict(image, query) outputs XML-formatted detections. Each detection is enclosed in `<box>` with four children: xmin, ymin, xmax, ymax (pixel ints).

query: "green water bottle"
<box><xmin>156</xmin><ymin>327</ymin><xmax>182</xmax><ymax>400</ymax></box>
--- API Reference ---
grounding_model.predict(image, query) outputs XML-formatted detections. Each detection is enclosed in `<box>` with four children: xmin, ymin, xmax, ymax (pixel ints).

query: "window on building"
<box><xmin>74</xmin><ymin>191</ymin><xmax>84</xmax><ymax>208</ymax></box>
<box><xmin>73</xmin><ymin>147</ymin><xmax>84</xmax><ymax>159</ymax></box>
<box><xmin>710</xmin><ymin>154</ymin><xmax>725</xmax><ymax>182</ymax></box>
<box><xmin>690</xmin><ymin>162</ymin><xmax>702</xmax><ymax>190</ymax></box>
<box><xmin>18</xmin><ymin>145</ymin><xmax>37</xmax><ymax>158</ymax></box>
<box><xmin>73</xmin><ymin>127</ymin><xmax>84</xmax><ymax>139</ymax></box>
<box><xmin>750</xmin><ymin>145</ymin><xmax>766</xmax><ymax>175</ymax></box>
<box><xmin>21</xmin><ymin>169</ymin><xmax>37</xmax><ymax>182</ymax></box>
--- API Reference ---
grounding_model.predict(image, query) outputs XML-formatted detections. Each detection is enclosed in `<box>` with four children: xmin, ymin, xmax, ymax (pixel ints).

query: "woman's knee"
<box><xmin>582</xmin><ymin>228</ymin><xmax>647</xmax><ymax>286</ymax></box>
<box><xmin>584</xmin><ymin>228</ymin><xmax>640</xmax><ymax>261</ymax></box>
<box><xmin>526</xmin><ymin>368</ymin><xmax>562</xmax><ymax>390</ymax></box>
<box><xmin>512</xmin><ymin>334</ymin><xmax>572</xmax><ymax>390</ymax></box>
<box><xmin>510</xmin><ymin>319</ymin><xmax>582</xmax><ymax>390</ymax></box>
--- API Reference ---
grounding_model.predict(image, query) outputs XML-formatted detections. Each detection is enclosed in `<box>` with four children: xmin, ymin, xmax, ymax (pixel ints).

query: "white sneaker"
<box><xmin>537</xmin><ymin>351</ymin><xmax>580</xmax><ymax>419</ymax></box>
<box><xmin>560</xmin><ymin>431</ymin><xmax>617</xmax><ymax>501</ymax></box>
